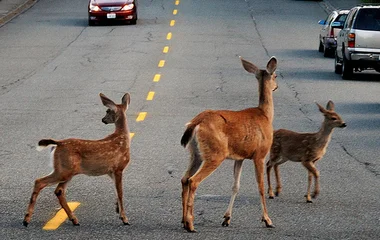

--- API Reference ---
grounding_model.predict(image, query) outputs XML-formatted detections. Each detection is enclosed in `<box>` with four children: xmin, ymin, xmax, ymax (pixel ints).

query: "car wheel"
<box><xmin>334</xmin><ymin>51</ymin><xmax>342</xmax><ymax>74</ymax></box>
<box><xmin>341</xmin><ymin>54</ymin><xmax>353</xmax><ymax>80</ymax></box>
<box><xmin>88</xmin><ymin>18</ymin><xmax>95</xmax><ymax>26</ymax></box>
<box><xmin>323</xmin><ymin>46</ymin><xmax>331</xmax><ymax>57</ymax></box>
<box><xmin>318</xmin><ymin>40</ymin><xmax>323</xmax><ymax>52</ymax></box>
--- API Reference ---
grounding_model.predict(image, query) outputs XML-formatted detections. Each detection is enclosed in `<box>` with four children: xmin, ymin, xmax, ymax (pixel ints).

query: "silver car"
<box><xmin>318</xmin><ymin>10</ymin><xmax>349</xmax><ymax>57</ymax></box>
<box><xmin>335</xmin><ymin>5</ymin><xmax>380</xmax><ymax>79</ymax></box>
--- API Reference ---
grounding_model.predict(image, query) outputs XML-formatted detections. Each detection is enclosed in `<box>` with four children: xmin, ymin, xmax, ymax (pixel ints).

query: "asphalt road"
<box><xmin>0</xmin><ymin>0</ymin><xmax>379</xmax><ymax>239</ymax></box>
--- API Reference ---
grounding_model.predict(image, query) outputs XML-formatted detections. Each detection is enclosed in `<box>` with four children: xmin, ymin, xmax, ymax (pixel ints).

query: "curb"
<box><xmin>0</xmin><ymin>0</ymin><xmax>38</xmax><ymax>27</ymax></box>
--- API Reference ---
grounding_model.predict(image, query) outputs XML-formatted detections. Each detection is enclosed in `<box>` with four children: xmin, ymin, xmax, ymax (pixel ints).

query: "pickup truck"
<box><xmin>335</xmin><ymin>5</ymin><xmax>380</xmax><ymax>79</ymax></box>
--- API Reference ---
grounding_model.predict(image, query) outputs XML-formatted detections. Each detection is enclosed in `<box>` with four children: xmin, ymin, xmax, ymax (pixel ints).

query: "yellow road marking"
<box><xmin>170</xmin><ymin>20</ymin><xmax>176</xmax><ymax>26</ymax></box>
<box><xmin>175</xmin><ymin>0</ymin><xmax>180</xmax><ymax>5</ymax></box>
<box><xmin>158</xmin><ymin>60</ymin><xmax>165</xmax><ymax>67</ymax></box>
<box><xmin>173</xmin><ymin>9</ymin><xmax>178</xmax><ymax>15</ymax></box>
<box><xmin>166</xmin><ymin>32</ymin><xmax>172</xmax><ymax>40</ymax></box>
<box><xmin>130</xmin><ymin>132</ymin><xmax>135</xmax><ymax>139</ymax></box>
<box><xmin>163</xmin><ymin>46</ymin><xmax>169</xmax><ymax>53</ymax></box>
<box><xmin>153</xmin><ymin>74</ymin><xmax>161</xmax><ymax>82</ymax></box>
<box><xmin>136</xmin><ymin>112</ymin><xmax>147</xmax><ymax>122</ymax></box>
<box><xmin>146</xmin><ymin>91</ymin><xmax>155</xmax><ymax>100</ymax></box>
<box><xmin>43</xmin><ymin>202</ymin><xmax>80</xmax><ymax>230</ymax></box>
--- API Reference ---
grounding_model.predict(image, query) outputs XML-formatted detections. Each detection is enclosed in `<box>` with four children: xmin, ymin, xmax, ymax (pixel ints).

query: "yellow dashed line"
<box><xmin>146</xmin><ymin>91</ymin><xmax>155</xmax><ymax>100</ymax></box>
<box><xmin>136</xmin><ymin>112</ymin><xmax>147</xmax><ymax>122</ymax></box>
<box><xmin>173</xmin><ymin>9</ymin><xmax>178</xmax><ymax>15</ymax></box>
<box><xmin>153</xmin><ymin>74</ymin><xmax>161</xmax><ymax>82</ymax></box>
<box><xmin>175</xmin><ymin>0</ymin><xmax>180</xmax><ymax>5</ymax></box>
<box><xmin>163</xmin><ymin>46</ymin><xmax>169</xmax><ymax>53</ymax></box>
<box><xmin>43</xmin><ymin>202</ymin><xmax>80</xmax><ymax>230</ymax></box>
<box><xmin>170</xmin><ymin>20</ymin><xmax>176</xmax><ymax>26</ymax></box>
<box><xmin>158</xmin><ymin>60</ymin><xmax>165</xmax><ymax>68</ymax></box>
<box><xmin>166</xmin><ymin>32</ymin><xmax>172</xmax><ymax>40</ymax></box>
<box><xmin>130</xmin><ymin>132</ymin><xmax>135</xmax><ymax>139</ymax></box>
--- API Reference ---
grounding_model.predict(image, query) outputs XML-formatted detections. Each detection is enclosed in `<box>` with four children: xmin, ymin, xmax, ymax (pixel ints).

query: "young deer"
<box><xmin>23</xmin><ymin>93</ymin><xmax>131</xmax><ymax>227</ymax></box>
<box><xmin>266</xmin><ymin>101</ymin><xmax>346</xmax><ymax>203</ymax></box>
<box><xmin>180</xmin><ymin>56</ymin><xmax>278</xmax><ymax>232</ymax></box>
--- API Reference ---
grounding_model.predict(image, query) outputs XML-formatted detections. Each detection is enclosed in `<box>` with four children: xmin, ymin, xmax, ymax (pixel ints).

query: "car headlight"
<box><xmin>121</xmin><ymin>4</ymin><xmax>134</xmax><ymax>11</ymax></box>
<box><xmin>89</xmin><ymin>3</ymin><xmax>101</xmax><ymax>11</ymax></box>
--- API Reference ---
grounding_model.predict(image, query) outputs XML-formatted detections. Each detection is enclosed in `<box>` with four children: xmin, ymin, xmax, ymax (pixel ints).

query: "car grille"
<box><xmin>101</xmin><ymin>6</ymin><xmax>122</xmax><ymax>12</ymax></box>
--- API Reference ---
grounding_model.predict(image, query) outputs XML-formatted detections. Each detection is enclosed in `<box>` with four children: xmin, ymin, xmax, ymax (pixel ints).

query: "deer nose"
<box><xmin>102</xmin><ymin>118</ymin><xmax>108</xmax><ymax>124</ymax></box>
<box><xmin>341</xmin><ymin>123</ymin><xmax>347</xmax><ymax>128</ymax></box>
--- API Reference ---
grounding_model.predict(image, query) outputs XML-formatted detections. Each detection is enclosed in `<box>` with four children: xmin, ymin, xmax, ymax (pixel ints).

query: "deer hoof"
<box><xmin>262</xmin><ymin>219</ymin><xmax>275</xmax><ymax>228</ymax></box>
<box><xmin>222</xmin><ymin>217</ymin><xmax>230</xmax><ymax>227</ymax></box>
<box><xmin>71</xmin><ymin>219</ymin><xmax>80</xmax><ymax>226</ymax></box>
<box><xmin>269</xmin><ymin>196</ymin><xmax>274</xmax><ymax>199</ymax></box>
<box><xmin>306</xmin><ymin>200</ymin><xmax>313</xmax><ymax>203</ymax></box>
<box><xmin>123</xmin><ymin>221</ymin><xmax>130</xmax><ymax>225</ymax></box>
<box><xmin>22</xmin><ymin>220</ymin><xmax>29</xmax><ymax>227</ymax></box>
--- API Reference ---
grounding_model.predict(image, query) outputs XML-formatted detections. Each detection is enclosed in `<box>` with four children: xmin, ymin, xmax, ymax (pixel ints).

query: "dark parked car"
<box><xmin>88</xmin><ymin>0</ymin><xmax>138</xmax><ymax>26</ymax></box>
<box><xmin>318</xmin><ymin>10</ymin><xmax>349</xmax><ymax>57</ymax></box>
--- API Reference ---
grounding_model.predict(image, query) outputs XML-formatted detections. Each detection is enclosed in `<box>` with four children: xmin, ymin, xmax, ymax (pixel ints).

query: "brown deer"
<box><xmin>266</xmin><ymin>101</ymin><xmax>346</xmax><ymax>203</ymax></box>
<box><xmin>180</xmin><ymin>56</ymin><xmax>278</xmax><ymax>232</ymax></box>
<box><xmin>23</xmin><ymin>93</ymin><xmax>131</xmax><ymax>227</ymax></box>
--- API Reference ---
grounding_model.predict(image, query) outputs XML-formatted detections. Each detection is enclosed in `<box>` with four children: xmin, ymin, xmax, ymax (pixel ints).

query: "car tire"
<box><xmin>341</xmin><ymin>54</ymin><xmax>353</xmax><ymax>80</ymax></box>
<box><xmin>88</xmin><ymin>19</ymin><xmax>95</xmax><ymax>26</ymax></box>
<box><xmin>323</xmin><ymin>46</ymin><xmax>331</xmax><ymax>57</ymax></box>
<box><xmin>334</xmin><ymin>51</ymin><xmax>342</xmax><ymax>74</ymax></box>
<box><xmin>318</xmin><ymin>40</ymin><xmax>324</xmax><ymax>53</ymax></box>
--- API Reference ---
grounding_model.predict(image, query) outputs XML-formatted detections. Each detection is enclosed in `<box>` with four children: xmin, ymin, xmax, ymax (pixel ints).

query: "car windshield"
<box><xmin>354</xmin><ymin>8</ymin><xmax>380</xmax><ymax>31</ymax></box>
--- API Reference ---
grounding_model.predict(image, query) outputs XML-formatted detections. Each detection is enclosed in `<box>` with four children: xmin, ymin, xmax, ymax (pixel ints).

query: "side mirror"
<box><xmin>331</xmin><ymin>21</ymin><xmax>343</xmax><ymax>29</ymax></box>
<box><xmin>318</xmin><ymin>20</ymin><xmax>326</xmax><ymax>25</ymax></box>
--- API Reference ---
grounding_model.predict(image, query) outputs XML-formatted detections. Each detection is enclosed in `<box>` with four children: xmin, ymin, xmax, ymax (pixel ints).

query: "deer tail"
<box><xmin>37</xmin><ymin>139</ymin><xmax>58</xmax><ymax>151</ymax></box>
<box><xmin>180</xmin><ymin>123</ymin><xmax>198</xmax><ymax>148</ymax></box>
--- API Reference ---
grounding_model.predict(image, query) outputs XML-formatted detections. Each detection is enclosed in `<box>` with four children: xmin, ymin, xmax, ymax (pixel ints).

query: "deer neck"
<box><xmin>316</xmin><ymin>121</ymin><xmax>335</xmax><ymax>145</ymax></box>
<box><xmin>114</xmin><ymin>114</ymin><xmax>129</xmax><ymax>135</ymax></box>
<box><xmin>258</xmin><ymin>80</ymin><xmax>274</xmax><ymax>122</ymax></box>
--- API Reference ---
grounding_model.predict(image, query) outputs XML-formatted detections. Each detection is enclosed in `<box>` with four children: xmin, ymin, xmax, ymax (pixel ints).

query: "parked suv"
<box><xmin>335</xmin><ymin>5</ymin><xmax>380</xmax><ymax>79</ymax></box>
<box><xmin>318</xmin><ymin>10</ymin><xmax>349</xmax><ymax>57</ymax></box>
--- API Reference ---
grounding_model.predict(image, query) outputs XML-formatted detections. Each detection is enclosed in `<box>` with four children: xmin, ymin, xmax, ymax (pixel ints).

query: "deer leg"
<box><xmin>253</xmin><ymin>157</ymin><xmax>274</xmax><ymax>228</ymax></box>
<box><xmin>181</xmin><ymin>143</ymin><xmax>202</xmax><ymax>227</ymax></box>
<box><xmin>222</xmin><ymin>160</ymin><xmax>243</xmax><ymax>227</ymax></box>
<box><xmin>111</xmin><ymin>171</ymin><xmax>129</xmax><ymax>225</ymax></box>
<box><xmin>302</xmin><ymin>161</ymin><xmax>319</xmax><ymax>203</ymax></box>
<box><xmin>274</xmin><ymin>164</ymin><xmax>282</xmax><ymax>197</ymax></box>
<box><xmin>54</xmin><ymin>181</ymin><xmax>79</xmax><ymax>225</ymax></box>
<box><xmin>23</xmin><ymin>173</ymin><xmax>60</xmax><ymax>227</ymax></box>
<box><xmin>184</xmin><ymin>158</ymin><xmax>224</xmax><ymax>232</ymax></box>
<box><xmin>266</xmin><ymin>161</ymin><xmax>275</xmax><ymax>199</ymax></box>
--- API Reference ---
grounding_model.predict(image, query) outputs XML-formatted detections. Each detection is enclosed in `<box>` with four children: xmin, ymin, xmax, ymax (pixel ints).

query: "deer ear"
<box><xmin>240</xmin><ymin>57</ymin><xmax>259</xmax><ymax>74</ymax></box>
<box><xmin>266</xmin><ymin>56</ymin><xmax>277</xmax><ymax>74</ymax></box>
<box><xmin>316</xmin><ymin>102</ymin><xmax>327</xmax><ymax>113</ymax></box>
<box><xmin>100</xmin><ymin>93</ymin><xmax>117</xmax><ymax>111</ymax></box>
<box><xmin>326</xmin><ymin>100</ymin><xmax>335</xmax><ymax>111</ymax></box>
<box><xmin>122</xmin><ymin>93</ymin><xmax>130</xmax><ymax>110</ymax></box>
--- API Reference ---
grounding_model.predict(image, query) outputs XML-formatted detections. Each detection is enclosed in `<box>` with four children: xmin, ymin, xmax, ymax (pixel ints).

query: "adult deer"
<box><xmin>267</xmin><ymin>101</ymin><xmax>346</xmax><ymax>203</ymax></box>
<box><xmin>23</xmin><ymin>93</ymin><xmax>131</xmax><ymax>227</ymax></box>
<box><xmin>180</xmin><ymin>56</ymin><xmax>278</xmax><ymax>232</ymax></box>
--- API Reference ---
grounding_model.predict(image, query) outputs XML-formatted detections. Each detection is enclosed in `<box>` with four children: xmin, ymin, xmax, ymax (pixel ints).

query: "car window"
<box><xmin>354</xmin><ymin>8</ymin><xmax>380</xmax><ymax>31</ymax></box>
<box><xmin>336</xmin><ymin>14</ymin><xmax>347</xmax><ymax>24</ymax></box>
<box><xmin>345</xmin><ymin>9</ymin><xmax>357</xmax><ymax>28</ymax></box>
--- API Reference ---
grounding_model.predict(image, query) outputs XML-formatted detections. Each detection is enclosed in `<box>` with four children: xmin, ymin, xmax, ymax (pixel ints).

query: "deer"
<box><xmin>23</xmin><ymin>93</ymin><xmax>131</xmax><ymax>227</ymax></box>
<box><xmin>180</xmin><ymin>56</ymin><xmax>278</xmax><ymax>232</ymax></box>
<box><xmin>266</xmin><ymin>100</ymin><xmax>346</xmax><ymax>203</ymax></box>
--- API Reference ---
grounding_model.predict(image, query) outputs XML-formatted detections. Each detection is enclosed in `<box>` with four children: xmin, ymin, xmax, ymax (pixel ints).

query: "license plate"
<box><xmin>107</xmin><ymin>13</ymin><xmax>116</xmax><ymax>19</ymax></box>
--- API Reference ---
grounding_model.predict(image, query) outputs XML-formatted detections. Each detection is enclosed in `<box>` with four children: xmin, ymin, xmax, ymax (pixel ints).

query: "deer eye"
<box><xmin>331</xmin><ymin>117</ymin><xmax>337</xmax><ymax>120</ymax></box>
